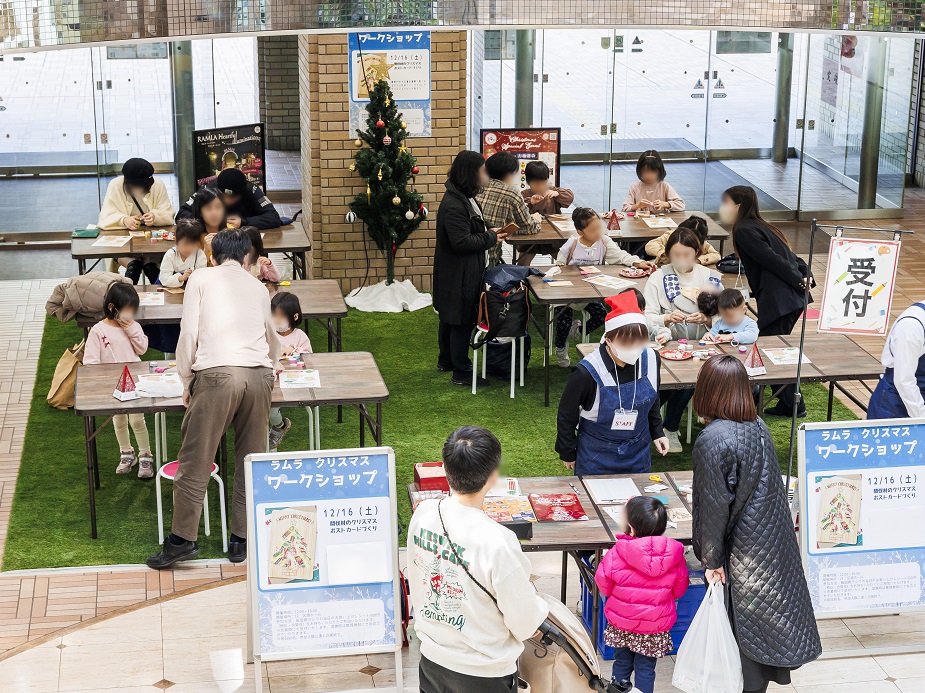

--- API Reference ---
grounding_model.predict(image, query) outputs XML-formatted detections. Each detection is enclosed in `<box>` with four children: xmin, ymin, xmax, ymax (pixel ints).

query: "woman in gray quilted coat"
<box><xmin>690</xmin><ymin>356</ymin><xmax>821</xmax><ymax>693</ymax></box>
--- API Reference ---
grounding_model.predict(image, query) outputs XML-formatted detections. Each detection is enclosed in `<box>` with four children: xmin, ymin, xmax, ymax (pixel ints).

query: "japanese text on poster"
<box><xmin>245</xmin><ymin>448</ymin><xmax>401</xmax><ymax>661</ymax></box>
<box><xmin>348</xmin><ymin>32</ymin><xmax>431</xmax><ymax>137</ymax></box>
<box><xmin>480</xmin><ymin>128</ymin><xmax>562</xmax><ymax>192</ymax></box>
<box><xmin>818</xmin><ymin>237</ymin><xmax>901</xmax><ymax>336</ymax></box>
<box><xmin>192</xmin><ymin>123</ymin><xmax>266</xmax><ymax>190</ymax></box>
<box><xmin>799</xmin><ymin>420</ymin><xmax>925</xmax><ymax>618</ymax></box>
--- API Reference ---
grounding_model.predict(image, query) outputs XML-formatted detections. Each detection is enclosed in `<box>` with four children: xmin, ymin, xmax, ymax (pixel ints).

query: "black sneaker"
<box><xmin>764</xmin><ymin>403</ymin><xmax>806</xmax><ymax>418</ymax></box>
<box><xmin>146</xmin><ymin>539</ymin><xmax>201</xmax><ymax>570</ymax></box>
<box><xmin>452</xmin><ymin>375</ymin><xmax>491</xmax><ymax>387</ymax></box>
<box><xmin>228</xmin><ymin>541</ymin><xmax>247</xmax><ymax>564</ymax></box>
<box><xmin>436</xmin><ymin>363</ymin><xmax>452</xmax><ymax>372</ymax></box>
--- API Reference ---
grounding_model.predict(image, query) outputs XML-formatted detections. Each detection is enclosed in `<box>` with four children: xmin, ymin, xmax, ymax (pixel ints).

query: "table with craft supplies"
<box><xmin>505</xmin><ymin>219</ymin><xmax>570</xmax><ymax>264</ymax></box>
<box><xmin>582</xmin><ymin>473</ymin><xmax>693</xmax><ymax>544</ymax></box>
<box><xmin>71</xmin><ymin>222</ymin><xmax>312</xmax><ymax>279</ymax></box>
<box><xmin>545</xmin><ymin>211</ymin><xmax>729</xmax><ymax>254</ymax></box>
<box><xmin>73</xmin><ymin>351</ymin><xmax>388</xmax><ymax>538</ymax></box>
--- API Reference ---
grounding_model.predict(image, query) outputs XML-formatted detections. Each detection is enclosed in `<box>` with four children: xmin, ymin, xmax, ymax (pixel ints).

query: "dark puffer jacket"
<box><xmin>692</xmin><ymin>418</ymin><xmax>821</xmax><ymax>668</ymax></box>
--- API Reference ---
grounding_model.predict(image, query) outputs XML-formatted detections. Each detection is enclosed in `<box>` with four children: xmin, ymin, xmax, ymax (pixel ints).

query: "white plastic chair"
<box><xmin>472</xmin><ymin>336</ymin><xmax>527</xmax><ymax>398</ymax></box>
<box><xmin>156</xmin><ymin>460</ymin><xmax>228</xmax><ymax>552</ymax></box>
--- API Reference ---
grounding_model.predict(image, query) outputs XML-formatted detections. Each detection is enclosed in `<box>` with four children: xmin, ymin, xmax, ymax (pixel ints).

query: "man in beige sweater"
<box><xmin>147</xmin><ymin>229</ymin><xmax>280</xmax><ymax>569</ymax></box>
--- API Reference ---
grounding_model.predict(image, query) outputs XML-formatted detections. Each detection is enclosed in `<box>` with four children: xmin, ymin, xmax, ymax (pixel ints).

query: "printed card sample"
<box><xmin>267</xmin><ymin>506</ymin><xmax>319</xmax><ymax>584</ymax></box>
<box><xmin>816</xmin><ymin>475</ymin><xmax>862</xmax><ymax>549</ymax></box>
<box><xmin>529</xmin><ymin>493</ymin><xmax>589</xmax><ymax>521</ymax></box>
<box><xmin>483</xmin><ymin>496</ymin><xmax>536</xmax><ymax>523</ymax></box>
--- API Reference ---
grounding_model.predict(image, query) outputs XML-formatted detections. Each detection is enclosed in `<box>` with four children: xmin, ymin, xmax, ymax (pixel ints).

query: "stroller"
<box><xmin>519</xmin><ymin>593</ymin><xmax>638</xmax><ymax>693</ymax></box>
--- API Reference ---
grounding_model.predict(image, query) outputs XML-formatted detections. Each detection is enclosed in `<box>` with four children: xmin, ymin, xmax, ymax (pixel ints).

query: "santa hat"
<box><xmin>603</xmin><ymin>292</ymin><xmax>647</xmax><ymax>332</ymax></box>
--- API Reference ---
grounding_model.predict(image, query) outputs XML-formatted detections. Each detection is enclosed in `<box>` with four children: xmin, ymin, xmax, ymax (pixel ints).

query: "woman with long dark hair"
<box><xmin>191</xmin><ymin>188</ymin><xmax>228</xmax><ymax>258</ymax></box>
<box><xmin>691</xmin><ymin>355</ymin><xmax>821</xmax><ymax>693</ymax></box>
<box><xmin>433</xmin><ymin>151</ymin><xmax>508</xmax><ymax>386</ymax></box>
<box><xmin>720</xmin><ymin>185</ymin><xmax>812</xmax><ymax>417</ymax></box>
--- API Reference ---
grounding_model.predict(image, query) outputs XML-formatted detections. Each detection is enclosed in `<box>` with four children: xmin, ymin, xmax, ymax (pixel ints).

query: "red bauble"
<box><xmin>411</xmin><ymin>166</ymin><xmax>420</xmax><ymax>174</ymax></box>
<box><xmin>376</xmin><ymin>119</ymin><xmax>385</xmax><ymax>128</ymax></box>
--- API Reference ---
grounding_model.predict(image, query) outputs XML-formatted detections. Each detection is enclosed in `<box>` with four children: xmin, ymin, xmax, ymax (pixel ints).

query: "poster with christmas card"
<box><xmin>815</xmin><ymin>475</ymin><xmax>862</xmax><ymax>549</ymax></box>
<box><xmin>529</xmin><ymin>493</ymin><xmax>589</xmax><ymax>521</ymax></box>
<box><xmin>267</xmin><ymin>506</ymin><xmax>319</xmax><ymax>584</ymax></box>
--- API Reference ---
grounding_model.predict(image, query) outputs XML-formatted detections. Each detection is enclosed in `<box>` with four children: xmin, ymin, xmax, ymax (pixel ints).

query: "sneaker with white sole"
<box><xmin>137</xmin><ymin>452</ymin><xmax>155</xmax><ymax>479</ymax></box>
<box><xmin>567</xmin><ymin>319</ymin><xmax>582</xmax><ymax>341</ymax></box>
<box><xmin>665</xmin><ymin>430</ymin><xmax>683</xmax><ymax>453</ymax></box>
<box><xmin>555</xmin><ymin>346</ymin><xmax>571</xmax><ymax>368</ymax></box>
<box><xmin>116</xmin><ymin>451</ymin><xmax>136</xmax><ymax>474</ymax></box>
<box><xmin>268</xmin><ymin>417</ymin><xmax>291</xmax><ymax>451</ymax></box>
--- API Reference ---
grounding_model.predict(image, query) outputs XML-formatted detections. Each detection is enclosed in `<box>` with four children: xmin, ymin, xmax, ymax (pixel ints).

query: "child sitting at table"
<box><xmin>698</xmin><ymin>288</ymin><xmax>759</xmax><ymax>344</ymax></box>
<box><xmin>83</xmin><ymin>282</ymin><xmax>155</xmax><ymax>479</ymax></box>
<box><xmin>522</xmin><ymin>161</ymin><xmax>574</xmax><ymax>215</ymax></box>
<box><xmin>553</xmin><ymin>208</ymin><xmax>655</xmax><ymax>367</ymax></box>
<box><xmin>242</xmin><ymin>226</ymin><xmax>281</xmax><ymax>282</ymax></box>
<box><xmin>268</xmin><ymin>291</ymin><xmax>313</xmax><ymax>451</ymax></box>
<box><xmin>159</xmin><ymin>219</ymin><xmax>207</xmax><ymax>288</ymax></box>
<box><xmin>619</xmin><ymin>288</ymin><xmax>671</xmax><ymax>346</ymax></box>
<box><xmin>595</xmin><ymin>496</ymin><xmax>689</xmax><ymax>693</ymax></box>
<box><xmin>622</xmin><ymin>150</ymin><xmax>685</xmax><ymax>213</ymax></box>
<box><xmin>645</xmin><ymin>215</ymin><xmax>720</xmax><ymax>266</ymax></box>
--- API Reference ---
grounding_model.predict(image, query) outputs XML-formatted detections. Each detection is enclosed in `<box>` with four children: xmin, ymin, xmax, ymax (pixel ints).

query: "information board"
<box><xmin>799</xmin><ymin>419</ymin><xmax>925</xmax><ymax>619</ymax></box>
<box><xmin>245</xmin><ymin>446</ymin><xmax>403</xmax><ymax>683</ymax></box>
<box><xmin>480</xmin><ymin>128</ymin><xmax>562</xmax><ymax>192</ymax></box>
<box><xmin>817</xmin><ymin>236</ymin><xmax>901</xmax><ymax>336</ymax></box>
<box><xmin>192</xmin><ymin>123</ymin><xmax>266</xmax><ymax>191</ymax></box>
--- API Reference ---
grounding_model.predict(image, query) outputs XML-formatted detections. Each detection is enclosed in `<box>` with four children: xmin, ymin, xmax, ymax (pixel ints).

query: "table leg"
<box><xmin>827</xmin><ymin>381</ymin><xmax>835</xmax><ymax>421</ymax></box>
<box><xmin>359</xmin><ymin>407</ymin><xmax>366</xmax><ymax>447</ymax></box>
<box><xmin>327</xmin><ymin>319</ymin><xmax>334</xmax><ymax>353</ymax></box>
<box><xmin>298</xmin><ymin>252</ymin><xmax>307</xmax><ymax>279</ymax></box>
<box><xmin>591</xmin><ymin>548</ymin><xmax>602</xmax><ymax>649</ymax></box>
<box><xmin>331</xmin><ymin>317</ymin><xmax>343</xmax><ymax>423</ymax></box>
<box><xmin>336</xmin><ymin>318</ymin><xmax>342</xmax><ymax>352</ymax></box>
<box><xmin>78</xmin><ymin>259</ymin><xmax>87</xmax><ymax>275</ymax></box>
<box><xmin>560</xmin><ymin>552</ymin><xmax>568</xmax><ymax>603</ymax></box>
<box><xmin>92</xmin><ymin>423</ymin><xmax>101</xmax><ymax>491</ymax></box>
<box><xmin>84</xmin><ymin>416</ymin><xmax>98</xmax><ymax>539</ymax></box>
<box><xmin>544</xmin><ymin>305</ymin><xmax>551</xmax><ymax>407</ymax></box>
<box><xmin>375</xmin><ymin>402</ymin><xmax>383</xmax><ymax>445</ymax></box>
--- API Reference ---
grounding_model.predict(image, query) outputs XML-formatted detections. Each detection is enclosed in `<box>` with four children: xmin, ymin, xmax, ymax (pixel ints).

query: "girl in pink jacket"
<box><xmin>595</xmin><ymin>496</ymin><xmax>689</xmax><ymax>693</ymax></box>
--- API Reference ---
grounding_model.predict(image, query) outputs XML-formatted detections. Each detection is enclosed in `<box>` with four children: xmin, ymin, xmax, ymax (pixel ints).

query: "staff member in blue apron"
<box><xmin>556</xmin><ymin>292</ymin><xmax>671</xmax><ymax>475</ymax></box>
<box><xmin>868</xmin><ymin>302</ymin><xmax>925</xmax><ymax>419</ymax></box>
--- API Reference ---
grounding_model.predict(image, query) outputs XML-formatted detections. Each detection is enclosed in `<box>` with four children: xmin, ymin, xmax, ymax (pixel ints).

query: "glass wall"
<box><xmin>475</xmin><ymin>29</ymin><xmax>918</xmax><ymax>218</ymax></box>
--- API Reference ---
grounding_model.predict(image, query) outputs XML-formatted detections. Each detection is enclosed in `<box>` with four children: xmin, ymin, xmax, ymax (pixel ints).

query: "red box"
<box><xmin>414</xmin><ymin>462</ymin><xmax>449</xmax><ymax>492</ymax></box>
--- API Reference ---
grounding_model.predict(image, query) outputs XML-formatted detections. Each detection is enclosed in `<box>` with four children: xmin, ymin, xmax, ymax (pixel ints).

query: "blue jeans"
<box><xmin>662</xmin><ymin>387</ymin><xmax>694</xmax><ymax>432</ymax></box>
<box><xmin>612</xmin><ymin>647</ymin><xmax>657</xmax><ymax>693</ymax></box>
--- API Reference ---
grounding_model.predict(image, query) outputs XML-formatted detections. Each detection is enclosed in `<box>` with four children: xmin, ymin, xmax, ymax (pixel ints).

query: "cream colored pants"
<box><xmin>113</xmin><ymin>413</ymin><xmax>150</xmax><ymax>453</ymax></box>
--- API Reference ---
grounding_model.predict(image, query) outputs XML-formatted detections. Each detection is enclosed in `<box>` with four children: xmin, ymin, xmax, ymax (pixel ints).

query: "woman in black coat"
<box><xmin>434</xmin><ymin>151</ymin><xmax>506</xmax><ymax>385</ymax></box>
<box><xmin>691</xmin><ymin>356</ymin><xmax>821</xmax><ymax>693</ymax></box>
<box><xmin>720</xmin><ymin>185</ymin><xmax>812</xmax><ymax>417</ymax></box>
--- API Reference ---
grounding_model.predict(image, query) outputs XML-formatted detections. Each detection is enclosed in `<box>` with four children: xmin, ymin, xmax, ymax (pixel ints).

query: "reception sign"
<box><xmin>480</xmin><ymin>128</ymin><xmax>562</xmax><ymax>192</ymax></box>
<box><xmin>817</xmin><ymin>236</ymin><xmax>901</xmax><ymax>336</ymax></box>
<box><xmin>245</xmin><ymin>446</ymin><xmax>403</xmax><ymax>685</ymax></box>
<box><xmin>192</xmin><ymin>123</ymin><xmax>266</xmax><ymax>190</ymax></box>
<box><xmin>800</xmin><ymin>419</ymin><xmax>925</xmax><ymax>619</ymax></box>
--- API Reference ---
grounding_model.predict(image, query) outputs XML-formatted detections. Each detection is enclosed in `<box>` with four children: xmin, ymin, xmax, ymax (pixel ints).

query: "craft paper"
<box><xmin>278</xmin><ymin>370</ymin><xmax>321</xmax><ymax>389</ymax></box>
<box><xmin>548</xmin><ymin>280</ymin><xmax>573</xmax><ymax>287</ymax></box>
<box><xmin>641</xmin><ymin>216</ymin><xmax>678</xmax><ymax>229</ymax></box>
<box><xmin>584</xmin><ymin>477</ymin><xmax>639</xmax><ymax>505</ymax></box>
<box><xmin>135</xmin><ymin>372</ymin><xmax>183</xmax><ymax>398</ymax></box>
<box><xmin>268</xmin><ymin>506</ymin><xmax>319</xmax><ymax>584</ymax></box>
<box><xmin>582</xmin><ymin>275</ymin><xmax>633</xmax><ymax>291</ymax></box>
<box><xmin>483</xmin><ymin>496</ymin><xmax>536</xmax><ymax>523</ymax></box>
<box><xmin>91</xmin><ymin>236</ymin><xmax>132</xmax><ymax>248</ymax></box>
<box><xmin>762</xmin><ymin>347</ymin><xmax>811</xmax><ymax>366</ymax></box>
<box><xmin>137</xmin><ymin>292</ymin><xmax>165</xmax><ymax>307</ymax></box>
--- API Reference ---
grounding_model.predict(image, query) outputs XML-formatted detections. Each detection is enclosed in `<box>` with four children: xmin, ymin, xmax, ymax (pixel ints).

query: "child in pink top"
<box><xmin>268</xmin><ymin>292</ymin><xmax>313</xmax><ymax>450</ymax></box>
<box><xmin>595</xmin><ymin>496</ymin><xmax>689</xmax><ymax>693</ymax></box>
<box><xmin>83</xmin><ymin>283</ymin><xmax>155</xmax><ymax>479</ymax></box>
<box><xmin>622</xmin><ymin>150</ymin><xmax>685</xmax><ymax>212</ymax></box>
<box><xmin>243</xmin><ymin>226</ymin><xmax>282</xmax><ymax>282</ymax></box>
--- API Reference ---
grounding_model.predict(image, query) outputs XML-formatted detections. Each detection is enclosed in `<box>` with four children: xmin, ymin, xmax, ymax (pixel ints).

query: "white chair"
<box><xmin>472</xmin><ymin>336</ymin><xmax>527</xmax><ymax>398</ymax></box>
<box><xmin>156</xmin><ymin>460</ymin><xmax>228</xmax><ymax>552</ymax></box>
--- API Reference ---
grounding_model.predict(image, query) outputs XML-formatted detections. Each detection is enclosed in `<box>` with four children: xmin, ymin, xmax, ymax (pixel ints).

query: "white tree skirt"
<box><xmin>345</xmin><ymin>279</ymin><xmax>433</xmax><ymax>313</ymax></box>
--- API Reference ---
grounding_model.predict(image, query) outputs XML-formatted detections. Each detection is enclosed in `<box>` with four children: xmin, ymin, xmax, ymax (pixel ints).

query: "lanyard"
<box><xmin>607</xmin><ymin>344</ymin><xmax>638</xmax><ymax>413</ymax></box>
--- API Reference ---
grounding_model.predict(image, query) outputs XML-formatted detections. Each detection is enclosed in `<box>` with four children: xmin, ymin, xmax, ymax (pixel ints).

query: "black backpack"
<box><xmin>716</xmin><ymin>253</ymin><xmax>742</xmax><ymax>274</ymax></box>
<box><xmin>470</xmin><ymin>265</ymin><xmax>540</xmax><ymax>350</ymax></box>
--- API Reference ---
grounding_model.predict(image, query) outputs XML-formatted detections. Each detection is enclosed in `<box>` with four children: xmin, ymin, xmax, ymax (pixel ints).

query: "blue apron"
<box><xmin>575</xmin><ymin>347</ymin><xmax>658</xmax><ymax>476</ymax></box>
<box><xmin>868</xmin><ymin>303</ymin><xmax>925</xmax><ymax>420</ymax></box>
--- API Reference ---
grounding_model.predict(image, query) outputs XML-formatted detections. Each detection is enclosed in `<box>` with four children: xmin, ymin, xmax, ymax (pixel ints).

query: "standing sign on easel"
<box><xmin>799</xmin><ymin>419</ymin><xmax>925</xmax><ymax>619</ymax></box>
<box><xmin>192</xmin><ymin>123</ymin><xmax>267</xmax><ymax>191</ymax></box>
<box><xmin>817</xmin><ymin>236</ymin><xmax>901</xmax><ymax>336</ymax></box>
<box><xmin>245</xmin><ymin>447</ymin><xmax>403</xmax><ymax>688</ymax></box>
<box><xmin>480</xmin><ymin>128</ymin><xmax>562</xmax><ymax>192</ymax></box>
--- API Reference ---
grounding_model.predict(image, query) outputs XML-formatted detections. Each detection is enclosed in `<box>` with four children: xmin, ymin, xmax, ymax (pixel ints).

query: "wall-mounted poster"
<box><xmin>192</xmin><ymin>123</ymin><xmax>266</xmax><ymax>190</ymax></box>
<box><xmin>480</xmin><ymin>128</ymin><xmax>562</xmax><ymax>192</ymax></box>
<box><xmin>348</xmin><ymin>31</ymin><xmax>431</xmax><ymax>137</ymax></box>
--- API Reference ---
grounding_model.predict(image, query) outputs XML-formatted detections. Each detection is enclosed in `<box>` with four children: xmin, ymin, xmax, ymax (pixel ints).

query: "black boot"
<box><xmin>125</xmin><ymin>260</ymin><xmax>142</xmax><ymax>284</ymax></box>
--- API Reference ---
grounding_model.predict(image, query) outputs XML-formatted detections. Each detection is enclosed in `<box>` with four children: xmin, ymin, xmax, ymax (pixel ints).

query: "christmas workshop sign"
<box><xmin>799</xmin><ymin>419</ymin><xmax>925</xmax><ymax>619</ymax></box>
<box><xmin>348</xmin><ymin>31</ymin><xmax>431</xmax><ymax>137</ymax></box>
<box><xmin>817</xmin><ymin>236</ymin><xmax>901</xmax><ymax>336</ymax></box>
<box><xmin>480</xmin><ymin>128</ymin><xmax>562</xmax><ymax>192</ymax></box>
<box><xmin>244</xmin><ymin>447</ymin><xmax>404</xmax><ymax>684</ymax></box>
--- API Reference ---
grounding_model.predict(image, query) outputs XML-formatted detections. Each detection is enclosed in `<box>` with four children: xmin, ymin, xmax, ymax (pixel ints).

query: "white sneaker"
<box><xmin>567</xmin><ymin>319</ymin><xmax>582</xmax><ymax>340</ymax></box>
<box><xmin>555</xmin><ymin>346</ymin><xmax>570</xmax><ymax>368</ymax></box>
<box><xmin>665</xmin><ymin>430</ymin><xmax>682</xmax><ymax>453</ymax></box>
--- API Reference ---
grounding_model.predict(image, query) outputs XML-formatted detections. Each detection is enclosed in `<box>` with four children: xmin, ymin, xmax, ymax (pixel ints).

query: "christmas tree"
<box><xmin>349</xmin><ymin>79</ymin><xmax>425</xmax><ymax>284</ymax></box>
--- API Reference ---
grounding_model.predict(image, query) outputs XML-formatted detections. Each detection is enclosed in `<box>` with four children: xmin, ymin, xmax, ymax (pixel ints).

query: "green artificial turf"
<box><xmin>4</xmin><ymin>310</ymin><xmax>857</xmax><ymax>570</ymax></box>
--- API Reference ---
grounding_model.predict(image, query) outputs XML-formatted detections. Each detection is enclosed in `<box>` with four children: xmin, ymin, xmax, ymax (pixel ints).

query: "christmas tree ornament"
<box><xmin>354</xmin><ymin>138</ymin><xmax>362</xmax><ymax>147</ymax></box>
<box><xmin>419</xmin><ymin>204</ymin><xmax>428</xmax><ymax>219</ymax></box>
<box><xmin>405</xmin><ymin>209</ymin><xmax>415</xmax><ymax>220</ymax></box>
<box><xmin>399</xmin><ymin>143</ymin><xmax>407</xmax><ymax>153</ymax></box>
<box><xmin>385</xmin><ymin>95</ymin><xmax>391</xmax><ymax>106</ymax></box>
<box><xmin>411</xmin><ymin>165</ymin><xmax>420</xmax><ymax>175</ymax></box>
<box><xmin>400</xmin><ymin>121</ymin><xmax>407</xmax><ymax>130</ymax></box>
<box><xmin>113</xmin><ymin>365</ymin><xmax>138</xmax><ymax>401</ymax></box>
<box><xmin>392</xmin><ymin>195</ymin><xmax>402</xmax><ymax>206</ymax></box>
<box><xmin>377</xmin><ymin>166</ymin><xmax>383</xmax><ymax>181</ymax></box>
<box><xmin>375</xmin><ymin>116</ymin><xmax>385</xmax><ymax>128</ymax></box>
<box><xmin>383</xmin><ymin>135</ymin><xmax>392</xmax><ymax>146</ymax></box>
<box><xmin>348</xmin><ymin>163</ymin><xmax>356</xmax><ymax>172</ymax></box>
<box><xmin>366</xmin><ymin>183</ymin><xmax>371</xmax><ymax>203</ymax></box>
<box><xmin>345</xmin><ymin>211</ymin><xmax>357</xmax><ymax>223</ymax></box>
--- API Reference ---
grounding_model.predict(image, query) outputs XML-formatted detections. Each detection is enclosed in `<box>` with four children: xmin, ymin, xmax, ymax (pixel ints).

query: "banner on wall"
<box><xmin>244</xmin><ymin>446</ymin><xmax>403</xmax><ymax>680</ymax></box>
<box><xmin>192</xmin><ymin>123</ymin><xmax>266</xmax><ymax>190</ymax></box>
<box><xmin>799</xmin><ymin>419</ymin><xmax>925</xmax><ymax>619</ymax></box>
<box><xmin>348</xmin><ymin>31</ymin><xmax>431</xmax><ymax>137</ymax></box>
<box><xmin>479</xmin><ymin>128</ymin><xmax>562</xmax><ymax>192</ymax></box>
<box><xmin>817</xmin><ymin>236</ymin><xmax>901</xmax><ymax>336</ymax></box>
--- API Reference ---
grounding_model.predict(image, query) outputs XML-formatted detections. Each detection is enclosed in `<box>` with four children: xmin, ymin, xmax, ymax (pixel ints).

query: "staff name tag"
<box><xmin>612</xmin><ymin>410</ymin><xmax>638</xmax><ymax>431</ymax></box>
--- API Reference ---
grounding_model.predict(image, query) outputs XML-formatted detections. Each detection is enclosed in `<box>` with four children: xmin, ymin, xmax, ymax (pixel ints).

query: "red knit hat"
<box><xmin>603</xmin><ymin>292</ymin><xmax>646</xmax><ymax>332</ymax></box>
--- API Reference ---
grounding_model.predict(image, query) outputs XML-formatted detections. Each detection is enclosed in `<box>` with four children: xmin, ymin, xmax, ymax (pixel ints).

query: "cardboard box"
<box><xmin>414</xmin><ymin>462</ymin><xmax>449</xmax><ymax>492</ymax></box>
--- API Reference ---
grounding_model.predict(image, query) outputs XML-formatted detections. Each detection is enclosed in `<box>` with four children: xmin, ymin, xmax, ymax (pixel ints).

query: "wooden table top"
<box><xmin>76</xmin><ymin>279</ymin><xmax>347</xmax><ymax>328</ymax></box>
<box><xmin>527</xmin><ymin>265</ymin><xmax>646</xmax><ymax>305</ymax></box>
<box><xmin>506</xmin><ymin>220</ymin><xmax>568</xmax><ymax>247</ymax></box>
<box><xmin>74</xmin><ymin>351</ymin><xmax>387</xmax><ymax>417</ymax></box>
<box><xmin>783</xmin><ymin>332</ymin><xmax>883</xmax><ymax>381</ymax></box>
<box><xmin>71</xmin><ymin>222</ymin><xmax>311</xmax><ymax>260</ymax></box>
<box><xmin>517</xmin><ymin>476</ymin><xmax>615</xmax><ymax>552</ymax></box>
<box><xmin>545</xmin><ymin>211</ymin><xmax>728</xmax><ymax>244</ymax></box>
<box><xmin>582</xmin><ymin>473</ymin><xmax>692</xmax><ymax>544</ymax></box>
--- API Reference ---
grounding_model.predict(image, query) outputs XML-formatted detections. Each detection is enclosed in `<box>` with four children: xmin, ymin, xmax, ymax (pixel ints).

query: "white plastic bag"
<box><xmin>672</xmin><ymin>582</ymin><xmax>744</xmax><ymax>693</ymax></box>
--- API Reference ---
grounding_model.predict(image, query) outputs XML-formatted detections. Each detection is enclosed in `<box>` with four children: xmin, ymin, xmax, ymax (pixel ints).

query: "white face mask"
<box><xmin>274</xmin><ymin>322</ymin><xmax>291</xmax><ymax>333</ymax></box>
<box><xmin>718</xmin><ymin>202</ymin><xmax>739</xmax><ymax>225</ymax></box>
<box><xmin>612</xmin><ymin>343</ymin><xmax>644</xmax><ymax>365</ymax></box>
<box><xmin>672</xmin><ymin>258</ymin><xmax>695</xmax><ymax>274</ymax></box>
